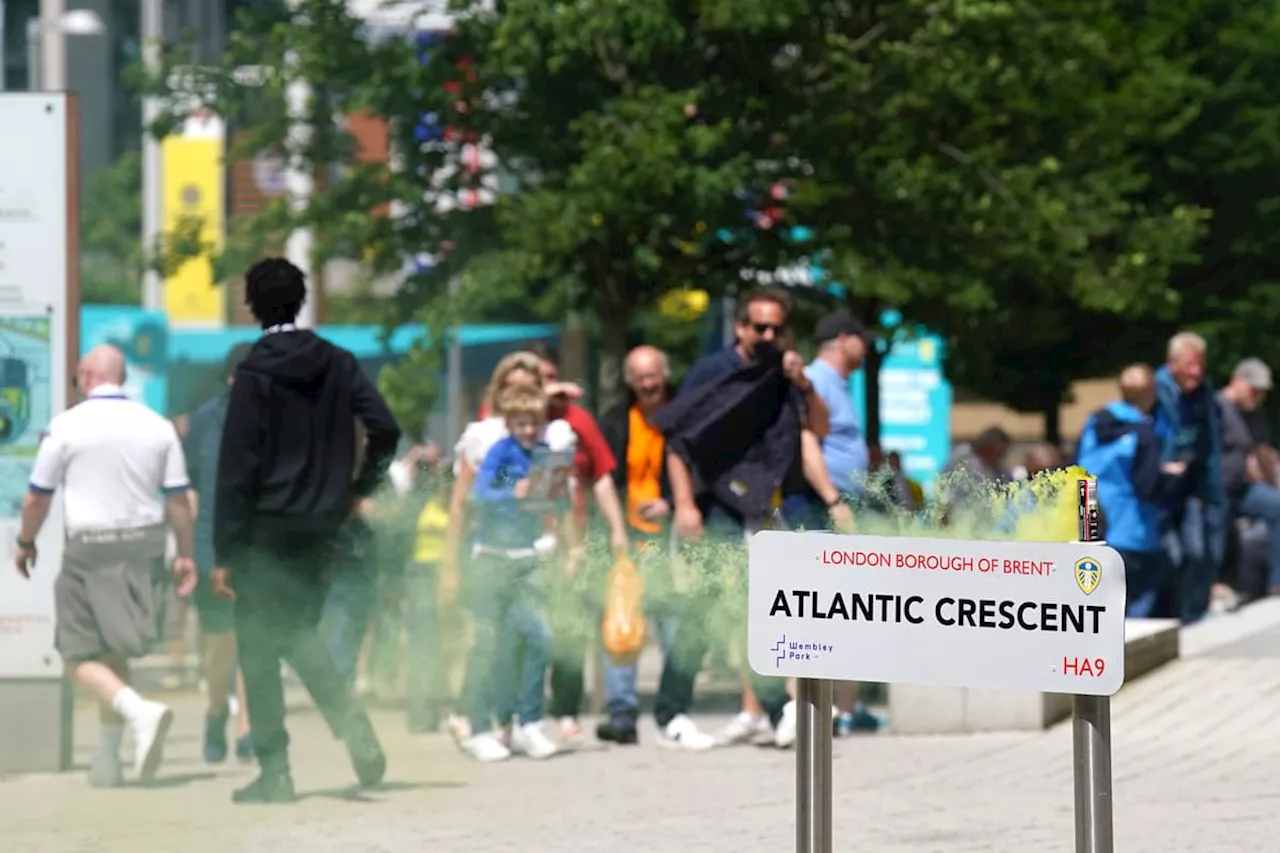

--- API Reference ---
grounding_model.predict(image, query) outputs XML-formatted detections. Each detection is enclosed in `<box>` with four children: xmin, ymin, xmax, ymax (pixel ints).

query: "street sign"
<box><xmin>849</xmin><ymin>332</ymin><xmax>952</xmax><ymax>492</ymax></box>
<box><xmin>747</xmin><ymin>531</ymin><xmax>1126</xmax><ymax>696</ymax></box>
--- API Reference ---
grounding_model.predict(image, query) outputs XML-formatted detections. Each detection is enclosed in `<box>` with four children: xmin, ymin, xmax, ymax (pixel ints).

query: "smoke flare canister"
<box><xmin>1077</xmin><ymin>477</ymin><xmax>1100</xmax><ymax>543</ymax></box>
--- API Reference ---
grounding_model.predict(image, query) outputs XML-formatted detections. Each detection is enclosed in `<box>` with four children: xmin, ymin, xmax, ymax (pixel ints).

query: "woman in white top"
<box><xmin>440</xmin><ymin>351</ymin><xmax>581</xmax><ymax>749</ymax></box>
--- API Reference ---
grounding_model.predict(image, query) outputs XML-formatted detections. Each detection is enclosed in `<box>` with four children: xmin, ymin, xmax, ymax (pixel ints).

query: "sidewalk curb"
<box><xmin>1180</xmin><ymin>597</ymin><xmax>1280</xmax><ymax>657</ymax></box>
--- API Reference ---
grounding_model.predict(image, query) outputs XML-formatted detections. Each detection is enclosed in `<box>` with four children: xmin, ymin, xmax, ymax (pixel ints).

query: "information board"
<box><xmin>81</xmin><ymin>305</ymin><xmax>169</xmax><ymax>414</ymax></box>
<box><xmin>850</xmin><ymin>333</ymin><xmax>952</xmax><ymax>492</ymax></box>
<box><xmin>747</xmin><ymin>531</ymin><xmax>1126</xmax><ymax>696</ymax></box>
<box><xmin>0</xmin><ymin>94</ymin><xmax>73</xmax><ymax>679</ymax></box>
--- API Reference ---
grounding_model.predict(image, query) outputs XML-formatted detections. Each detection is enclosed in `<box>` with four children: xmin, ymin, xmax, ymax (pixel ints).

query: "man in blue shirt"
<box><xmin>799</xmin><ymin>313</ymin><xmax>883</xmax><ymax>734</ymax></box>
<box><xmin>184</xmin><ymin>343</ymin><xmax>255</xmax><ymax>765</ymax></box>
<box><xmin>1154</xmin><ymin>331</ymin><xmax>1225</xmax><ymax>623</ymax></box>
<box><xmin>1077</xmin><ymin>364</ymin><xmax>1188</xmax><ymax>617</ymax></box>
<box><xmin>804</xmin><ymin>313</ymin><xmax>871</xmax><ymax>500</ymax></box>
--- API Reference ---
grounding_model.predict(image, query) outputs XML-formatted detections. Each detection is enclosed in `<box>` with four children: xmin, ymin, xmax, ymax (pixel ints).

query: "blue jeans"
<box><xmin>1118</xmin><ymin>549</ymin><xmax>1167</xmax><ymax>618</ymax></box>
<box><xmin>604</xmin><ymin>607</ymin><xmax>679</xmax><ymax>723</ymax></box>
<box><xmin>1237</xmin><ymin>482</ymin><xmax>1280</xmax><ymax>591</ymax></box>
<box><xmin>653</xmin><ymin>519</ymin><xmax>790</xmax><ymax>729</ymax></box>
<box><xmin>405</xmin><ymin>562</ymin><xmax>441</xmax><ymax>723</ymax></box>
<box><xmin>461</xmin><ymin>555</ymin><xmax>551</xmax><ymax>732</ymax></box>
<box><xmin>321</xmin><ymin>536</ymin><xmax>378</xmax><ymax>686</ymax></box>
<box><xmin>1163</xmin><ymin>498</ymin><xmax>1226</xmax><ymax>623</ymax></box>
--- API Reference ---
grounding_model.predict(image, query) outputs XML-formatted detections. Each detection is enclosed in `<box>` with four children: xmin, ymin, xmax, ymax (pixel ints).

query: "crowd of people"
<box><xmin>945</xmin><ymin>331</ymin><xmax>1280</xmax><ymax>622</ymax></box>
<box><xmin>1076</xmin><ymin>334</ymin><xmax>1280</xmax><ymax>621</ymax></box>
<box><xmin>17</xmin><ymin>263</ymin><xmax>921</xmax><ymax>802</ymax></box>
<box><xmin>21</xmin><ymin>255</ymin><xmax>1266</xmax><ymax>803</ymax></box>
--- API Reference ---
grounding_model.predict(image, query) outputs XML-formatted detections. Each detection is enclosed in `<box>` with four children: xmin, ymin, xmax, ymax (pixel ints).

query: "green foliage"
<box><xmin>1138</xmin><ymin>0</ymin><xmax>1280</xmax><ymax>384</ymax></box>
<box><xmin>81</xmin><ymin>151</ymin><xmax>144</xmax><ymax>305</ymax></box>
<box><xmin>776</xmin><ymin>0</ymin><xmax>1210</xmax><ymax>423</ymax></box>
<box><xmin>140</xmin><ymin>0</ymin><xmax>1280</xmax><ymax>437</ymax></box>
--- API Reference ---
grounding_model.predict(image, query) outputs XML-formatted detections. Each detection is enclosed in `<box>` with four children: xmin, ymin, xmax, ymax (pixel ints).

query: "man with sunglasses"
<box><xmin>651</xmin><ymin>287</ymin><xmax>829</xmax><ymax>751</ymax></box>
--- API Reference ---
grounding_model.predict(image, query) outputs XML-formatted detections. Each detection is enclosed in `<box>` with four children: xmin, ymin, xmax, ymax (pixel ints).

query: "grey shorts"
<box><xmin>54</xmin><ymin>525</ymin><xmax>168</xmax><ymax>662</ymax></box>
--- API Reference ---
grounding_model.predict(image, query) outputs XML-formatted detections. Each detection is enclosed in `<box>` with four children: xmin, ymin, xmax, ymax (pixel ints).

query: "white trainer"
<box><xmin>132</xmin><ymin>701</ymin><xmax>174</xmax><ymax>782</ymax></box>
<box><xmin>658</xmin><ymin>714</ymin><xmax>717</xmax><ymax>751</ymax></box>
<box><xmin>774</xmin><ymin>701</ymin><xmax>798</xmax><ymax>749</ymax></box>
<box><xmin>718</xmin><ymin>711</ymin><xmax>772</xmax><ymax>746</ymax></box>
<box><xmin>464</xmin><ymin>732</ymin><xmax>512</xmax><ymax>763</ymax></box>
<box><xmin>446</xmin><ymin>714</ymin><xmax>473</xmax><ymax>749</ymax></box>
<box><xmin>510</xmin><ymin>722</ymin><xmax>559</xmax><ymax>760</ymax></box>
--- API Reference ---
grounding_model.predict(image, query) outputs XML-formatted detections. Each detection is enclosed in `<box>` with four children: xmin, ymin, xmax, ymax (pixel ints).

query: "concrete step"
<box><xmin>889</xmin><ymin>617</ymin><xmax>1180</xmax><ymax>734</ymax></box>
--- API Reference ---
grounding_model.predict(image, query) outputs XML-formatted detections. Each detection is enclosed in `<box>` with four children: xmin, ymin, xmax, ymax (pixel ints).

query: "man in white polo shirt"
<box><xmin>14</xmin><ymin>344</ymin><xmax>196</xmax><ymax>788</ymax></box>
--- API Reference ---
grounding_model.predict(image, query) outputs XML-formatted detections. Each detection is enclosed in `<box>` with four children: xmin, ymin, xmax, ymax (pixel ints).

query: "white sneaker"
<box><xmin>774</xmin><ymin>701</ymin><xmax>798</xmax><ymax>749</ymax></box>
<box><xmin>657</xmin><ymin>714</ymin><xmax>717</xmax><ymax>751</ymax></box>
<box><xmin>131</xmin><ymin>701</ymin><xmax>174</xmax><ymax>782</ymax></box>
<box><xmin>446</xmin><ymin>714</ymin><xmax>472</xmax><ymax>749</ymax></box>
<box><xmin>719</xmin><ymin>711</ymin><xmax>771</xmax><ymax>746</ymax></box>
<box><xmin>557</xmin><ymin>716</ymin><xmax>584</xmax><ymax>744</ymax></box>
<box><xmin>510</xmin><ymin>721</ymin><xmax>559</xmax><ymax>760</ymax></box>
<box><xmin>464</xmin><ymin>732</ymin><xmax>512</xmax><ymax>763</ymax></box>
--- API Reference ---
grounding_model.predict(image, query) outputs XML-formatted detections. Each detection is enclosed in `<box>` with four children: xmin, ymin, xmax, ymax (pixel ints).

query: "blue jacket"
<box><xmin>1076</xmin><ymin>400</ymin><xmax>1183</xmax><ymax>553</ymax></box>
<box><xmin>1153</xmin><ymin>366</ymin><xmax>1224</xmax><ymax>512</ymax></box>
<box><xmin>471</xmin><ymin>435</ymin><xmax>553</xmax><ymax>553</ymax></box>
<box><xmin>653</xmin><ymin>345</ymin><xmax>802</xmax><ymax>524</ymax></box>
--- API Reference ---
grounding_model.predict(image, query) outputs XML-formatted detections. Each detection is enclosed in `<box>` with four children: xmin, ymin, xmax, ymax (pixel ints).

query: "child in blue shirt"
<box><xmin>461</xmin><ymin>385</ymin><xmax>576</xmax><ymax>763</ymax></box>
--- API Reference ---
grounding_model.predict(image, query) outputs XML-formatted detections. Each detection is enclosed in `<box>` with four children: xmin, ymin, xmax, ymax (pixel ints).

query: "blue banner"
<box><xmin>81</xmin><ymin>306</ymin><xmax>169</xmax><ymax>414</ymax></box>
<box><xmin>850</xmin><ymin>333</ymin><xmax>952</xmax><ymax>492</ymax></box>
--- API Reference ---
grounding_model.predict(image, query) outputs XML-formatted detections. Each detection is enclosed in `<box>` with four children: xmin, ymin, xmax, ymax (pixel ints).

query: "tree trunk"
<box><xmin>595</xmin><ymin>287</ymin><xmax>631</xmax><ymax>414</ymax></box>
<box><xmin>850</xmin><ymin>296</ymin><xmax>884</xmax><ymax>446</ymax></box>
<box><xmin>864</xmin><ymin>340</ymin><xmax>883</xmax><ymax>447</ymax></box>
<box><xmin>562</xmin><ymin>308</ymin><xmax>590</xmax><ymax>395</ymax></box>
<box><xmin>1043</xmin><ymin>398</ymin><xmax>1061</xmax><ymax>447</ymax></box>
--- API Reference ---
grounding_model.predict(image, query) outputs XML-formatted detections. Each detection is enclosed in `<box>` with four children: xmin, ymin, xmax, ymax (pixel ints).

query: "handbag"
<box><xmin>601</xmin><ymin>554</ymin><xmax>646</xmax><ymax>664</ymax></box>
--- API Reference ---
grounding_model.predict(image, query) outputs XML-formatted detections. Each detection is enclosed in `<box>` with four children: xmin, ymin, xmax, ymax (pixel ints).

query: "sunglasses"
<box><xmin>751</xmin><ymin>323</ymin><xmax>786</xmax><ymax>336</ymax></box>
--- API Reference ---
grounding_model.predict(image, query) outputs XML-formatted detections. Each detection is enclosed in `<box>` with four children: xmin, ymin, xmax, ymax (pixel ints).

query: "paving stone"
<box><xmin>4</xmin><ymin>610</ymin><xmax>1280</xmax><ymax>852</ymax></box>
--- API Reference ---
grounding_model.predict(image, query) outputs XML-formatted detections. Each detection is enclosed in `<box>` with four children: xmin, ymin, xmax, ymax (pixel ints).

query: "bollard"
<box><xmin>795</xmin><ymin>678</ymin><xmax>833</xmax><ymax>853</ymax></box>
<box><xmin>1072</xmin><ymin>476</ymin><xmax>1115</xmax><ymax>853</ymax></box>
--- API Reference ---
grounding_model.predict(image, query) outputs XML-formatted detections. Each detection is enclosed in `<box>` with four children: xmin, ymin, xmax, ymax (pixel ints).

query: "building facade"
<box><xmin>1</xmin><ymin>0</ymin><xmax>268</xmax><ymax>184</ymax></box>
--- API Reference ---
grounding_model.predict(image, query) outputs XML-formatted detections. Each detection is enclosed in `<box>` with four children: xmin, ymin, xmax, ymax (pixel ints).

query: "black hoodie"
<box><xmin>213</xmin><ymin>330</ymin><xmax>401</xmax><ymax>566</ymax></box>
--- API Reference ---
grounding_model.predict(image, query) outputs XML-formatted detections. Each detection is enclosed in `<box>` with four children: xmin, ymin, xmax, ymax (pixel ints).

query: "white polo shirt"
<box><xmin>29</xmin><ymin>383</ymin><xmax>190</xmax><ymax>535</ymax></box>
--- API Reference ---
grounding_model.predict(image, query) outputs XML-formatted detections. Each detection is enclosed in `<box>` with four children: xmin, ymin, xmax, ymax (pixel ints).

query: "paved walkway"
<box><xmin>4</xmin><ymin>602</ymin><xmax>1280</xmax><ymax>852</ymax></box>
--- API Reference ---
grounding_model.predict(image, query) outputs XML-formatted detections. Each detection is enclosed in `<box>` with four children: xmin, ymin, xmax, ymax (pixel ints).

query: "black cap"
<box><xmin>814</xmin><ymin>313</ymin><xmax>870</xmax><ymax>345</ymax></box>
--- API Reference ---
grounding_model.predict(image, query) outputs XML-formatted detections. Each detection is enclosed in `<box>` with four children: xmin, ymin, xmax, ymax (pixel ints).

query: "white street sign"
<box><xmin>747</xmin><ymin>531</ymin><xmax>1127</xmax><ymax>696</ymax></box>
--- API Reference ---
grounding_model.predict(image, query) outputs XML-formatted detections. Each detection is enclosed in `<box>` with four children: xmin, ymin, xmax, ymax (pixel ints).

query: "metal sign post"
<box><xmin>1073</xmin><ymin>477</ymin><xmax>1115</xmax><ymax>853</ymax></box>
<box><xmin>796</xmin><ymin>678</ymin><xmax>833</xmax><ymax>853</ymax></box>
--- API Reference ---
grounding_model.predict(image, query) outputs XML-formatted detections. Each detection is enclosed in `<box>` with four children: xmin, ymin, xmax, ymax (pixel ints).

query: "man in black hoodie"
<box><xmin>212</xmin><ymin>258</ymin><xmax>401</xmax><ymax>804</ymax></box>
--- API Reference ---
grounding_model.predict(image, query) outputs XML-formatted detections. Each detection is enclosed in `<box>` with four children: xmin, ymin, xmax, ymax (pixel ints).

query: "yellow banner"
<box><xmin>161</xmin><ymin>114</ymin><xmax>226</xmax><ymax>325</ymax></box>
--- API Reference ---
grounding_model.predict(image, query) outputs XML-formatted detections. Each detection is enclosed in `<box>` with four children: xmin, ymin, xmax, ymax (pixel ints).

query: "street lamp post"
<box><xmin>141</xmin><ymin>0</ymin><xmax>163</xmax><ymax>311</ymax></box>
<box><xmin>19</xmin><ymin>6</ymin><xmax>105</xmax><ymax>92</ymax></box>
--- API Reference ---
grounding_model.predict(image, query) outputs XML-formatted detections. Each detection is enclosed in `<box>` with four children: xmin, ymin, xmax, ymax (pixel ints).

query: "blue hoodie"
<box><xmin>1153</xmin><ymin>366</ymin><xmax>1224</xmax><ymax>513</ymax></box>
<box><xmin>1075</xmin><ymin>400</ymin><xmax>1184</xmax><ymax>553</ymax></box>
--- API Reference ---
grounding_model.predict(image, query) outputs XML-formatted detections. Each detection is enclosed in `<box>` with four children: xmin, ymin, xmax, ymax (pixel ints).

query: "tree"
<box><xmin>150</xmin><ymin>0</ymin><xmax>842</xmax><ymax>414</ymax></box>
<box><xmin>1136</xmin><ymin>0</ymin><xmax>1280</xmax><ymax>386</ymax></box>
<box><xmin>81</xmin><ymin>151</ymin><xmax>145</xmax><ymax>305</ymax></box>
<box><xmin>773</xmin><ymin>0</ymin><xmax>1209</xmax><ymax>440</ymax></box>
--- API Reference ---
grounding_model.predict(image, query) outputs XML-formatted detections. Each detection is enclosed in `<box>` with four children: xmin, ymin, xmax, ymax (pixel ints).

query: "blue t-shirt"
<box><xmin>804</xmin><ymin>359</ymin><xmax>869</xmax><ymax>495</ymax></box>
<box><xmin>184</xmin><ymin>392</ymin><xmax>230</xmax><ymax>573</ymax></box>
<box><xmin>472</xmin><ymin>435</ymin><xmax>568</xmax><ymax>552</ymax></box>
